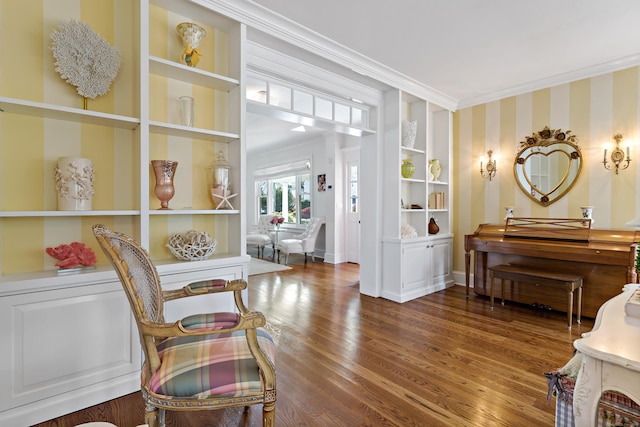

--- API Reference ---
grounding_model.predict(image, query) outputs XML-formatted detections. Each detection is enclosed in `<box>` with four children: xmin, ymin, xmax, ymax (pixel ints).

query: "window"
<box><xmin>255</xmin><ymin>160</ymin><xmax>312</xmax><ymax>225</ymax></box>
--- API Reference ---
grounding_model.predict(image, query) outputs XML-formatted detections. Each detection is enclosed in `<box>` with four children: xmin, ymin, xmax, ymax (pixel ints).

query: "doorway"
<box><xmin>345</xmin><ymin>148</ymin><xmax>360</xmax><ymax>264</ymax></box>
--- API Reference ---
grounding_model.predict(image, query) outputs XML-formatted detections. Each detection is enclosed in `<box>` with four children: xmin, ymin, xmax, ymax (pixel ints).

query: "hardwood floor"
<box><xmin>34</xmin><ymin>255</ymin><xmax>592</xmax><ymax>426</ymax></box>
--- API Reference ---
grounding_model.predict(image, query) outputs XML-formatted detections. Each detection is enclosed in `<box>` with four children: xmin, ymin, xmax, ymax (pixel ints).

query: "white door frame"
<box><xmin>344</xmin><ymin>147</ymin><xmax>360</xmax><ymax>264</ymax></box>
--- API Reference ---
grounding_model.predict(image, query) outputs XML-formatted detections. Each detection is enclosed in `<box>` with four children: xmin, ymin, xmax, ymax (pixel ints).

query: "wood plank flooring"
<box><xmin>34</xmin><ymin>255</ymin><xmax>593</xmax><ymax>426</ymax></box>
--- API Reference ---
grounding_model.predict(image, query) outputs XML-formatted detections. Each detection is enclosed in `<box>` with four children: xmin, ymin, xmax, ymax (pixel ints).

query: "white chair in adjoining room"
<box><xmin>246</xmin><ymin>214</ymin><xmax>275</xmax><ymax>258</ymax></box>
<box><xmin>276</xmin><ymin>217</ymin><xmax>325</xmax><ymax>264</ymax></box>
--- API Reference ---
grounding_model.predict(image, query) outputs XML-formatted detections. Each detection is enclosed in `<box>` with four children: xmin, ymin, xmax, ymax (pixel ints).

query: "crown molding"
<box><xmin>198</xmin><ymin>0</ymin><xmax>458</xmax><ymax>111</ymax></box>
<box><xmin>457</xmin><ymin>53</ymin><xmax>640</xmax><ymax>109</ymax></box>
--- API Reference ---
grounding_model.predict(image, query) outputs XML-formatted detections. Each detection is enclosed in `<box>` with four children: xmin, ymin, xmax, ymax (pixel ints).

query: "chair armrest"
<box><xmin>140</xmin><ymin>310</ymin><xmax>266</xmax><ymax>338</ymax></box>
<box><xmin>162</xmin><ymin>278</ymin><xmax>247</xmax><ymax>302</ymax></box>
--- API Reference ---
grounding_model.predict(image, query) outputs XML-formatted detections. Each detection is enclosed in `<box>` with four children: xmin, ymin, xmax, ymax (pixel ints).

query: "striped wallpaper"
<box><xmin>453</xmin><ymin>66</ymin><xmax>640</xmax><ymax>274</ymax></box>
<box><xmin>0</xmin><ymin>0</ymin><xmax>231</xmax><ymax>273</ymax></box>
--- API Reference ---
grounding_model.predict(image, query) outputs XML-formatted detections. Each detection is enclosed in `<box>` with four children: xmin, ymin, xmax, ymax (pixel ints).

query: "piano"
<box><xmin>465</xmin><ymin>218</ymin><xmax>640</xmax><ymax>318</ymax></box>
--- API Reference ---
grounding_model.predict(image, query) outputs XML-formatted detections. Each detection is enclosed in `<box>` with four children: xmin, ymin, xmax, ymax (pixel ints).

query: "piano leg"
<box><xmin>465</xmin><ymin>250</ymin><xmax>470</xmax><ymax>299</ymax></box>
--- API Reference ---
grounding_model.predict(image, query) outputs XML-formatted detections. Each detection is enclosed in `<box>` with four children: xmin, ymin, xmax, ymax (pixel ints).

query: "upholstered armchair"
<box><xmin>276</xmin><ymin>217</ymin><xmax>325</xmax><ymax>264</ymax></box>
<box><xmin>92</xmin><ymin>225</ymin><xmax>276</xmax><ymax>427</ymax></box>
<box><xmin>246</xmin><ymin>214</ymin><xmax>275</xmax><ymax>258</ymax></box>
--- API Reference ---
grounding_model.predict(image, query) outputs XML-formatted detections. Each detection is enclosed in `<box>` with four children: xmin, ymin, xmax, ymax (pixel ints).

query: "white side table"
<box><xmin>573</xmin><ymin>284</ymin><xmax>640</xmax><ymax>426</ymax></box>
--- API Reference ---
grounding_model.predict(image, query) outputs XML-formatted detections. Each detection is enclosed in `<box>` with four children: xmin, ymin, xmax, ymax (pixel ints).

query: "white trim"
<box><xmin>458</xmin><ymin>53</ymin><xmax>640</xmax><ymax>109</ymax></box>
<box><xmin>253</xmin><ymin>158</ymin><xmax>310</xmax><ymax>179</ymax></box>
<box><xmin>198</xmin><ymin>0</ymin><xmax>457</xmax><ymax>110</ymax></box>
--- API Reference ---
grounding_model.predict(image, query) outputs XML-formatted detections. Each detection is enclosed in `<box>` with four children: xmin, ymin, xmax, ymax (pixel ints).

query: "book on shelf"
<box><xmin>429</xmin><ymin>192</ymin><xmax>446</xmax><ymax>209</ymax></box>
<box><xmin>625</xmin><ymin>287</ymin><xmax>640</xmax><ymax>317</ymax></box>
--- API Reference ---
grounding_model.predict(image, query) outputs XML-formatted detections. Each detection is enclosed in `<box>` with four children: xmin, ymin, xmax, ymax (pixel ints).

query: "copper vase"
<box><xmin>152</xmin><ymin>160</ymin><xmax>178</xmax><ymax>209</ymax></box>
<box><xmin>428</xmin><ymin>217</ymin><xmax>440</xmax><ymax>235</ymax></box>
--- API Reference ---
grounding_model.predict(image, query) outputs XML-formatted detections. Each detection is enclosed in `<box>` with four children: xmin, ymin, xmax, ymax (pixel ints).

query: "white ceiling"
<box><xmin>245</xmin><ymin>0</ymin><xmax>640</xmax><ymax>151</ymax></box>
<box><xmin>251</xmin><ymin>0</ymin><xmax>640</xmax><ymax>106</ymax></box>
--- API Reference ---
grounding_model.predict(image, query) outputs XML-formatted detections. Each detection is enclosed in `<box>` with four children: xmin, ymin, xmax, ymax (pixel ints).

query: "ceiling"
<box><xmin>245</xmin><ymin>0</ymin><xmax>640</xmax><ymax>151</ymax></box>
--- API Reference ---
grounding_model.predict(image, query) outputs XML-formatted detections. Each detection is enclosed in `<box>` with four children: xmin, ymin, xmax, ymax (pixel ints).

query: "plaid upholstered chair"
<box><xmin>92</xmin><ymin>225</ymin><xmax>276</xmax><ymax>427</ymax></box>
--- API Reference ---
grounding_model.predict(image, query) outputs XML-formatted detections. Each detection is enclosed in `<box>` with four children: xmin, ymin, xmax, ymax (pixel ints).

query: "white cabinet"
<box><xmin>382</xmin><ymin>236</ymin><xmax>452</xmax><ymax>303</ymax></box>
<box><xmin>382</xmin><ymin>88</ymin><xmax>453</xmax><ymax>302</ymax></box>
<box><xmin>0</xmin><ymin>0</ymin><xmax>248</xmax><ymax>424</ymax></box>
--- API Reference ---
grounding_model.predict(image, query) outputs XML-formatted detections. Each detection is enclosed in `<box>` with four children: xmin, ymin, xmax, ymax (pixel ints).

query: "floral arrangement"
<box><xmin>50</xmin><ymin>20</ymin><xmax>121</xmax><ymax>101</ymax></box>
<box><xmin>270</xmin><ymin>216</ymin><xmax>285</xmax><ymax>228</ymax></box>
<box><xmin>46</xmin><ymin>242</ymin><xmax>97</xmax><ymax>269</ymax></box>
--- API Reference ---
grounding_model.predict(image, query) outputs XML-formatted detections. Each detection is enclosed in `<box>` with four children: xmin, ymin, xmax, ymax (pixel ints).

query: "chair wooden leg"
<box><xmin>263</xmin><ymin>401</ymin><xmax>276</xmax><ymax>427</ymax></box>
<box><xmin>145</xmin><ymin>402</ymin><xmax>159</xmax><ymax>427</ymax></box>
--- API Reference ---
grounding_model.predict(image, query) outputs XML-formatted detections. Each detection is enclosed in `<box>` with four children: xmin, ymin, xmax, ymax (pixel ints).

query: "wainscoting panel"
<box><xmin>0</xmin><ymin>280</ymin><xmax>140</xmax><ymax>413</ymax></box>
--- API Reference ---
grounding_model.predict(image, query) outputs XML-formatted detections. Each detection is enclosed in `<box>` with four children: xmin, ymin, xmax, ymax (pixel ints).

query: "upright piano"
<box><xmin>465</xmin><ymin>218</ymin><xmax>640</xmax><ymax>318</ymax></box>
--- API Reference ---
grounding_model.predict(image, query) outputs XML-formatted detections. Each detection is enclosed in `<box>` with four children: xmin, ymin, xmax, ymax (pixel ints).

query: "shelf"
<box><xmin>429</xmin><ymin>181</ymin><xmax>449</xmax><ymax>185</ymax></box>
<box><xmin>148</xmin><ymin>209</ymin><xmax>239</xmax><ymax>215</ymax></box>
<box><xmin>0</xmin><ymin>96</ymin><xmax>140</xmax><ymax>130</ymax></box>
<box><xmin>429</xmin><ymin>209</ymin><xmax>448</xmax><ymax>213</ymax></box>
<box><xmin>0</xmin><ymin>210</ymin><xmax>140</xmax><ymax>218</ymax></box>
<box><xmin>401</xmin><ymin>178</ymin><xmax>426</xmax><ymax>183</ymax></box>
<box><xmin>401</xmin><ymin>146</ymin><xmax>425</xmax><ymax>155</ymax></box>
<box><xmin>401</xmin><ymin>209</ymin><xmax>426</xmax><ymax>213</ymax></box>
<box><xmin>149</xmin><ymin>121</ymin><xmax>239</xmax><ymax>142</ymax></box>
<box><xmin>149</xmin><ymin>56</ymin><xmax>238</xmax><ymax>91</ymax></box>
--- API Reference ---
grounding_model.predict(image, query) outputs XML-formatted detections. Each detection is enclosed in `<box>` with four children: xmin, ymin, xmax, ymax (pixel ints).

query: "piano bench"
<box><xmin>488</xmin><ymin>264</ymin><xmax>583</xmax><ymax>329</ymax></box>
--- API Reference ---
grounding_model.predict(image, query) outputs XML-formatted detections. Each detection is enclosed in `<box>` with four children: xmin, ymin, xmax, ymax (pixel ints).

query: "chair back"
<box><xmin>92</xmin><ymin>225</ymin><xmax>165</xmax><ymax>326</ymax></box>
<box><xmin>256</xmin><ymin>214</ymin><xmax>275</xmax><ymax>235</ymax></box>
<box><xmin>298</xmin><ymin>217</ymin><xmax>325</xmax><ymax>252</ymax></box>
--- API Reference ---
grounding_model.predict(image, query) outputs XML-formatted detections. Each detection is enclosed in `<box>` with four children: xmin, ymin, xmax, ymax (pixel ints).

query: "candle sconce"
<box><xmin>603</xmin><ymin>134</ymin><xmax>631</xmax><ymax>174</ymax></box>
<box><xmin>480</xmin><ymin>150</ymin><xmax>497</xmax><ymax>181</ymax></box>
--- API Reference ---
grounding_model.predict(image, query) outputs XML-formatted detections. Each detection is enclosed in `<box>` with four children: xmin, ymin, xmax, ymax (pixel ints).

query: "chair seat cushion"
<box><xmin>277</xmin><ymin>239</ymin><xmax>303</xmax><ymax>253</ymax></box>
<box><xmin>148</xmin><ymin>329</ymin><xmax>275</xmax><ymax>398</ymax></box>
<box><xmin>246</xmin><ymin>234</ymin><xmax>272</xmax><ymax>245</ymax></box>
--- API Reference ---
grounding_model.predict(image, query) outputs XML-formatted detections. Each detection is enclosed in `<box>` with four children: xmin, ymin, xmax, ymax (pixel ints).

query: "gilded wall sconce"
<box><xmin>603</xmin><ymin>134</ymin><xmax>631</xmax><ymax>174</ymax></box>
<box><xmin>480</xmin><ymin>150</ymin><xmax>497</xmax><ymax>181</ymax></box>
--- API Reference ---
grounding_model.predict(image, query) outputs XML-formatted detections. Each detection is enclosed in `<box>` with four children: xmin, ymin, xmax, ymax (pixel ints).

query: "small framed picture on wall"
<box><xmin>317</xmin><ymin>174</ymin><xmax>326</xmax><ymax>192</ymax></box>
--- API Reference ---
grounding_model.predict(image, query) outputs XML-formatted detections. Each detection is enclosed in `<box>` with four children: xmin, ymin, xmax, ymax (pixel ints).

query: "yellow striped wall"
<box><xmin>0</xmin><ymin>0</ymin><xmax>137</xmax><ymax>274</ymax></box>
<box><xmin>1</xmin><ymin>1</ymin><xmax>234</xmax><ymax>272</ymax></box>
<box><xmin>453</xmin><ymin>67</ymin><xmax>640</xmax><ymax>274</ymax></box>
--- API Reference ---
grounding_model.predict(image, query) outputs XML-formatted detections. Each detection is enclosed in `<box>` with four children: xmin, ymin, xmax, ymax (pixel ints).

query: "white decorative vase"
<box><xmin>401</xmin><ymin>120</ymin><xmax>417</xmax><ymax>148</ymax></box>
<box><xmin>580</xmin><ymin>206</ymin><xmax>594</xmax><ymax>226</ymax></box>
<box><xmin>504</xmin><ymin>206</ymin><xmax>514</xmax><ymax>220</ymax></box>
<box><xmin>55</xmin><ymin>157</ymin><xmax>94</xmax><ymax>211</ymax></box>
<box><xmin>429</xmin><ymin>159</ymin><xmax>442</xmax><ymax>181</ymax></box>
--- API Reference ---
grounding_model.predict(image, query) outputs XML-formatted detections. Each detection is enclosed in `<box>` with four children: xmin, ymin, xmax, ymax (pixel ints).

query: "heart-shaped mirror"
<box><xmin>513</xmin><ymin>127</ymin><xmax>582</xmax><ymax>206</ymax></box>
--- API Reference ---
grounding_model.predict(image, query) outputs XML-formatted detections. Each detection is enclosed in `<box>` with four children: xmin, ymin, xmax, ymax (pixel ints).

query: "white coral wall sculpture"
<box><xmin>50</xmin><ymin>20</ymin><xmax>121</xmax><ymax>99</ymax></box>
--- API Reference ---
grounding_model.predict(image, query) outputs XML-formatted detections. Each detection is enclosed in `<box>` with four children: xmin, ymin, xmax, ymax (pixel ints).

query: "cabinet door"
<box><xmin>402</xmin><ymin>242</ymin><xmax>429</xmax><ymax>292</ymax></box>
<box><xmin>430</xmin><ymin>238</ymin><xmax>452</xmax><ymax>286</ymax></box>
<box><xmin>0</xmin><ymin>281</ymin><xmax>140</xmax><ymax>412</ymax></box>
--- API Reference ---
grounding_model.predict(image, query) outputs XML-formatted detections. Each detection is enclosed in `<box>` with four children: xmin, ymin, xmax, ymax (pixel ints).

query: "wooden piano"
<box><xmin>465</xmin><ymin>218</ymin><xmax>640</xmax><ymax>318</ymax></box>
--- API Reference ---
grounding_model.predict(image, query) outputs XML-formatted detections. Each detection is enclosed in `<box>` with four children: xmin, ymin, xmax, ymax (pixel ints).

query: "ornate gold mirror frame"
<box><xmin>513</xmin><ymin>126</ymin><xmax>582</xmax><ymax>206</ymax></box>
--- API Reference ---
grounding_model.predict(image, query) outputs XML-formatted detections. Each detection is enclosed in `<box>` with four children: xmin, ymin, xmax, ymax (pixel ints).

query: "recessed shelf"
<box><xmin>0</xmin><ymin>96</ymin><xmax>140</xmax><ymax>130</ymax></box>
<box><xmin>149</xmin><ymin>56</ymin><xmax>238</xmax><ymax>91</ymax></box>
<box><xmin>401</xmin><ymin>146</ymin><xmax>425</xmax><ymax>154</ymax></box>
<box><xmin>0</xmin><ymin>210</ymin><xmax>140</xmax><ymax>218</ymax></box>
<box><xmin>149</xmin><ymin>121</ymin><xmax>239</xmax><ymax>142</ymax></box>
<box><xmin>148</xmin><ymin>209</ymin><xmax>240</xmax><ymax>215</ymax></box>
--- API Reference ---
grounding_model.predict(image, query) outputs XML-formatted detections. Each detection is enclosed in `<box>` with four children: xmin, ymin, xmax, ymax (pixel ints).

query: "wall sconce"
<box><xmin>480</xmin><ymin>150</ymin><xmax>497</xmax><ymax>181</ymax></box>
<box><xmin>603</xmin><ymin>134</ymin><xmax>631</xmax><ymax>174</ymax></box>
